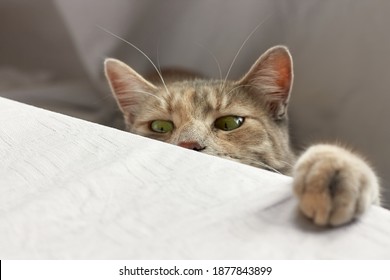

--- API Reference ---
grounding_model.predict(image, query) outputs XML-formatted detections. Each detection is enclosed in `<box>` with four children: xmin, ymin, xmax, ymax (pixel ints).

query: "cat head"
<box><xmin>104</xmin><ymin>46</ymin><xmax>295</xmax><ymax>174</ymax></box>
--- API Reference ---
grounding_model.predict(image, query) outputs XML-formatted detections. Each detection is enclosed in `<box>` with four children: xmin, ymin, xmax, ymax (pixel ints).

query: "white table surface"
<box><xmin>0</xmin><ymin>97</ymin><xmax>389</xmax><ymax>259</ymax></box>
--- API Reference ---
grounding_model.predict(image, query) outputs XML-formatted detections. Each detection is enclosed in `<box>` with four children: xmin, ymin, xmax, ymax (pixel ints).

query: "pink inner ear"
<box><xmin>242</xmin><ymin>46</ymin><xmax>293</xmax><ymax>120</ymax></box>
<box><xmin>273</xmin><ymin>54</ymin><xmax>292</xmax><ymax>95</ymax></box>
<box><xmin>105</xmin><ymin>59</ymin><xmax>158</xmax><ymax>116</ymax></box>
<box><xmin>238</xmin><ymin>46</ymin><xmax>293</xmax><ymax>101</ymax></box>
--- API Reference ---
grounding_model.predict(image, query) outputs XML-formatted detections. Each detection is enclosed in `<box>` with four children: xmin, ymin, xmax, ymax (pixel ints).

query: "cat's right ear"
<box><xmin>104</xmin><ymin>58</ymin><xmax>157</xmax><ymax>119</ymax></box>
<box><xmin>237</xmin><ymin>46</ymin><xmax>293</xmax><ymax>121</ymax></box>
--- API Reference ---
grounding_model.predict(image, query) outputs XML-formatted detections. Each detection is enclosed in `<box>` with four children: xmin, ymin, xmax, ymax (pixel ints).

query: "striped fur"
<box><xmin>105</xmin><ymin>46</ymin><xmax>295</xmax><ymax>174</ymax></box>
<box><xmin>105</xmin><ymin>46</ymin><xmax>380</xmax><ymax>226</ymax></box>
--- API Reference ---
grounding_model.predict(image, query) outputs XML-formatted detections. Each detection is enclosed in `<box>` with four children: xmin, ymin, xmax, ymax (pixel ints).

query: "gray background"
<box><xmin>1</xmin><ymin>0</ymin><xmax>389</xmax><ymax>208</ymax></box>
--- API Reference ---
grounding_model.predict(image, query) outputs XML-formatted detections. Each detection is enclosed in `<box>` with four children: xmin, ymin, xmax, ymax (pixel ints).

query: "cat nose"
<box><xmin>178</xmin><ymin>141</ymin><xmax>205</xmax><ymax>151</ymax></box>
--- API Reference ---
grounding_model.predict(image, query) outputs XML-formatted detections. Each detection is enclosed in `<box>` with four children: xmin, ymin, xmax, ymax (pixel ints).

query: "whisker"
<box><xmin>115</xmin><ymin>89</ymin><xmax>166</xmax><ymax>103</ymax></box>
<box><xmin>97</xmin><ymin>25</ymin><xmax>171</xmax><ymax>96</ymax></box>
<box><xmin>221</xmin><ymin>15</ymin><xmax>272</xmax><ymax>92</ymax></box>
<box><xmin>279</xmin><ymin>159</ymin><xmax>294</xmax><ymax>168</ymax></box>
<box><xmin>224</xmin><ymin>83</ymin><xmax>283</xmax><ymax>102</ymax></box>
<box><xmin>227</xmin><ymin>154</ymin><xmax>283</xmax><ymax>174</ymax></box>
<box><xmin>194</xmin><ymin>42</ymin><xmax>223</xmax><ymax>82</ymax></box>
<box><xmin>225</xmin><ymin>84</ymin><xmax>251</xmax><ymax>95</ymax></box>
<box><xmin>256</xmin><ymin>162</ymin><xmax>283</xmax><ymax>174</ymax></box>
<box><xmin>239</xmin><ymin>156</ymin><xmax>283</xmax><ymax>174</ymax></box>
<box><xmin>156</xmin><ymin>39</ymin><xmax>163</xmax><ymax>77</ymax></box>
<box><xmin>224</xmin><ymin>84</ymin><xmax>269</xmax><ymax>96</ymax></box>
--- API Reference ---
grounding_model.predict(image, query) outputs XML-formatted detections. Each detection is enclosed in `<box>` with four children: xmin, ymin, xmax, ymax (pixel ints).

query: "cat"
<box><xmin>104</xmin><ymin>45</ymin><xmax>381</xmax><ymax>226</ymax></box>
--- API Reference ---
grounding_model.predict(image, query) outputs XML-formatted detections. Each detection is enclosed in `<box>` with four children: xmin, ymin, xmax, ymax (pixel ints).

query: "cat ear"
<box><xmin>238</xmin><ymin>45</ymin><xmax>293</xmax><ymax>121</ymax></box>
<box><xmin>104</xmin><ymin>58</ymin><xmax>157</xmax><ymax>120</ymax></box>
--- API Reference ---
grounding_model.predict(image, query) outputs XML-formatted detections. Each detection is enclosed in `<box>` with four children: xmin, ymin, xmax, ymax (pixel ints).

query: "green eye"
<box><xmin>214</xmin><ymin>116</ymin><xmax>245</xmax><ymax>131</ymax></box>
<box><xmin>150</xmin><ymin>120</ymin><xmax>174</xmax><ymax>133</ymax></box>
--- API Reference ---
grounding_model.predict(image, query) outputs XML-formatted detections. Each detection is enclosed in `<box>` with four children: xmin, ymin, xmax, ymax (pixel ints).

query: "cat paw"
<box><xmin>293</xmin><ymin>144</ymin><xmax>380</xmax><ymax>226</ymax></box>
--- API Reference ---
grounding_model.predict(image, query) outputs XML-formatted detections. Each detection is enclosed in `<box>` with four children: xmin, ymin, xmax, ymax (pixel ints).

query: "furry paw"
<box><xmin>293</xmin><ymin>144</ymin><xmax>380</xmax><ymax>226</ymax></box>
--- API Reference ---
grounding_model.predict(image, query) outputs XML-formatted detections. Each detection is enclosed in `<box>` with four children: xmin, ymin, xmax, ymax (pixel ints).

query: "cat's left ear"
<box><xmin>237</xmin><ymin>45</ymin><xmax>293</xmax><ymax>121</ymax></box>
<box><xmin>104</xmin><ymin>58</ymin><xmax>157</xmax><ymax>124</ymax></box>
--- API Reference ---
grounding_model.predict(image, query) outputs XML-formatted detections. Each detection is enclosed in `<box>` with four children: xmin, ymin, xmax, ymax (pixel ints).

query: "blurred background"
<box><xmin>1</xmin><ymin>0</ymin><xmax>389</xmax><ymax>208</ymax></box>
